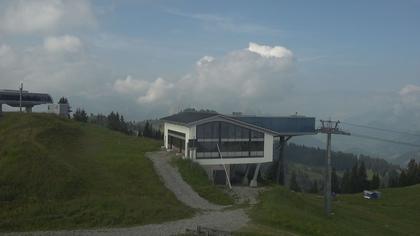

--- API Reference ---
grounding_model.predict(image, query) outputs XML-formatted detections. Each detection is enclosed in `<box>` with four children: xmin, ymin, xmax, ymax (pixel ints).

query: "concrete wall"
<box><xmin>48</xmin><ymin>104</ymin><xmax>70</xmax><ymax>117</ymax></box>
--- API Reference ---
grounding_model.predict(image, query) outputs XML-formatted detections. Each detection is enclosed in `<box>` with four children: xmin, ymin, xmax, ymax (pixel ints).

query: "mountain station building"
<box><xmin>161</xmin><ymin>112</ymin><xmax>316</xmax><ymax>186</ymax></box>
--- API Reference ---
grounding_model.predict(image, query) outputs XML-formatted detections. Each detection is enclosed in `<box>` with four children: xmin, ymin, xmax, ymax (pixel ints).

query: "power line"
<box><xmin>350</xmin><ymin>133</ymin><xmax>420</xmax><ymax>148</ymax></box>
<box><xmin>341</xmin><ymin>121</ymin><xmax>420</xmax><ymax>137</ymax></box>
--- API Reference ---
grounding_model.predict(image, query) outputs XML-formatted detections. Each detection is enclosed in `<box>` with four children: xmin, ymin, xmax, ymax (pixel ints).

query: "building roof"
<box><xmin>161</xmin><ymin>112</ymin><xmax>316</xmax><ymax>136</ymax></box>
<box><xmin>161</xmin><ymin>111</ymin><xmax>219</xmax><ymax>124</ymax></box>
<box><xmin>229</xmin><ymin>116</ymin><xmax>316</xmax><ymax>135</ymax></box>
<box><xmin>0</xmin><ymin>89</ymin><xmax>53</xmax><ymax>107</ymax></box>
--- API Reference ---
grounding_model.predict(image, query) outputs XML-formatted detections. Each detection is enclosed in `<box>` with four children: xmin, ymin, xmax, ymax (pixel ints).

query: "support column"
<box><xmin>25</xmin><ymin>106</ymin><xmax>33</xmax><ymax>113</ymax></box>
<box><xmin>325</xmin><ymin>132</ymin><xmax>332</xmax><ymax>215</ymax></box>
<box><xmin>250</xmin><ymin>163</ymin><xmax>261</xmax><ymax>187</ymax></box>
<box><xmin>242</xmin><ymin>164</ymin><xmax>250</xmax><ymax>185</ymax></box>
<box><xmin>276</xmin><ymin>136</ymin><xmax>286</xmax><ymax>185</ymax></box>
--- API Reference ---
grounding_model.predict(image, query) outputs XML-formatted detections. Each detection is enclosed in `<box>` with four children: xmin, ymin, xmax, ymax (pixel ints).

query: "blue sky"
<box><xmin>0</xmin><ymin>0</ymin><xmax>419</xmax><ymax>125</ymax></box>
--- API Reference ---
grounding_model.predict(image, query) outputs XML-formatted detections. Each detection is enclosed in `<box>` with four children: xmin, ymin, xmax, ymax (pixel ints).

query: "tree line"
<box><xmin>289</xmin><ymin>161</ymin><xmax>381</xmax><ymax>194</ymax></box>
<box><xmin>284</xmin><ymin>143</ymin><xmax>398</xmax><ymax>173</ymax></box>
<box><xmin>289</xmin><ymin>159</ymin><xmax>420</xmax><ymax>194</ymax></box>
<box><xmin>389</xmin><ymin>159</ymin><xmax>420</xmax><ymax>188</ymax></box>
<box><xmin>72</xmin><ymin>108</ymin><xmax>162</xmax><ymax>140</ymax></box>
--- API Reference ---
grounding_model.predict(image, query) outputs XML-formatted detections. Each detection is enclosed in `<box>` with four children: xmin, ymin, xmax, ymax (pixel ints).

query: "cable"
<box><xmin>341</xmin><ymin>121</ymin><xmax>420</xmax><ymax>137</ymax></box>
<box><xmin>349</xmin><ymin>133</ymin><xmax>420</xmax><ymax>148</ymax></box>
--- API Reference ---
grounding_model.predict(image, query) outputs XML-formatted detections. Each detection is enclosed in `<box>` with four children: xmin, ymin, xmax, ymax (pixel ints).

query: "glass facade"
<box><xmin>195</xmin><ymin>121</ymin><xmax>264</xmax><ymax>159</ymax></box>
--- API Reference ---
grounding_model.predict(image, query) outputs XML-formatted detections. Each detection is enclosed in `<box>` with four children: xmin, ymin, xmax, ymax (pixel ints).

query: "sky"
<box><xmin>0</xmin><ymin>0</ymin><xmax>419</xmax><ymax>129</ymax></box>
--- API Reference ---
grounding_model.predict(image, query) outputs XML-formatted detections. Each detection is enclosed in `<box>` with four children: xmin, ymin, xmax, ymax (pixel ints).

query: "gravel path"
<box><xmin>3</xmin><ymin>151</ymin><xmax>251</xmax><ymax>236</ymax></box>
<box><xmin>147</xmin><ymin>151</ymin><xmax>224</xmax><ymax>211</ymax></box>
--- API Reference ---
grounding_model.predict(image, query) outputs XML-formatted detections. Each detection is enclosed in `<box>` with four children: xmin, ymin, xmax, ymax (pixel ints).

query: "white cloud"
<box><xmin>113</xmin><ymin>75</ymin><xmax>149</xmax><ymax>94</ymax></box>
<box><xmin>398</xmin><ymin>84</ymin><xmax>420</xmax><ymax>109</ymax></box>
<box><xmin>44</xmin><ymin>35</ymin><xmax>82</xmax><ymax>53</ymax></box>
<box><xmin>137</xmin><ymin>78</ymin><xmax>175</xmax><ymax>104</ymax></box>
<box><xmin>399</xmin><ymin>84</ymin><xmax>420</xmax><ymax>97</ymax></box>
<box><xmin>0</xmin><ymin>44</ymin><xmax>17</xmax><ymax>67</ymax></box>
<box><xmin>114</xmin><ymin>42</ymin><xmax>295</xmax><ymax>112</ymax></box>
<box><xmin>0</xmin><ymin>37</ymin><xmax>108</xmax><ymax>97</ymax></box>
<box><xmin>114</xmin><ymin>76</ymin><xmax>175</xmax><ymax>105</ymax></box>
<box><xmin>390</xmin><ymin>84</ymin><xmax>420</xmax><ymax>129</ymax></box>
<box><xmin>0</xmin><ymin>0</ymin><xmax>95</xmax><ymax>34</ymax></box>
<box><xmin>196</xmin><ymin>56</ymin><xmax>214</xmax><ymax>66</ymax></box>
<box><xmin>248</xmin><ymin>42</ymin><xmax>293</xmax><ymax>59</ymax></box>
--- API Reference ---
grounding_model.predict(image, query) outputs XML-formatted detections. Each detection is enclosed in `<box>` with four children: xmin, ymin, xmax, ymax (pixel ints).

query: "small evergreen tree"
<box><xmin>341</xmin><ymin>169</ymin><xmax>351</xmax><ymax>193</ymax></box>
<box><xmin>407</xmin><ymin>159</ymin><xmax>418</xmax><ymax>185</ymax></box>
<box><xmin>309</xmin><ymin>180</ymin><xmax>319</xmax><ymax>193</ymax></box>
<box><xmin>58</xmin><ymin>97</ymin><xmax>69</xmax><ymax>104</ymax></box>
<box><xmin>358</xmin><ymin>161</ymin><xmax>369</xmax><ymax>191</ymax></box>
<box><xmin>399</xmin><ymin>170</ymin><xmax>409</xmax><ymax>187</ymax></box>
<box><xmin>143</xmin><ymin>121</ymin><xmax>152</xmax><ymax>137</ymax></box>
<box><xmin>290</xmin><ymin>171</ymin><xmax>301</xmax><ymax>192</ymax></box>
<box><xmin>370</xmin><ymin>173</ymin><xmax>380</xmax><ymax>190</ymax></box>
<box><xmin>417</xmin><ymin>161</ymin><xmax>420</xmax><ymax>184</ymax></box>
<box><xmin>73</xmin><ymin>108</ymin><xmax>88</xmax><ymax>122</ymax></box>
<box><xmin>350</xmin><ymin>162</ymin><xmax>359</xmax><ymax>193</ymax></box>
<box><xmin>388</xmin><ymin>169</ymin><xmax>400</xmax><ymax>188</ymax></box>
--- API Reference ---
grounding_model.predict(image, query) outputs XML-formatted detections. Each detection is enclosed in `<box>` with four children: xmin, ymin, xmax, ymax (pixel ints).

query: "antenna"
<box><xmin>317</xmin><ymin>120</ymin><xmax>350</xmax><ymax>216</ymax></box>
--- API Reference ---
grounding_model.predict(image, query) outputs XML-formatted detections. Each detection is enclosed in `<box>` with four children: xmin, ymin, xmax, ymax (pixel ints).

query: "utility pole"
<box><xmin>19</xmin><ymin>83</ymin><xmax>23</xmax><ymax>112</ymax></box>
<box><xmin>317</xmin><ymin>120</ymin><xmax>350</xmax><ymax>216</ymax></box>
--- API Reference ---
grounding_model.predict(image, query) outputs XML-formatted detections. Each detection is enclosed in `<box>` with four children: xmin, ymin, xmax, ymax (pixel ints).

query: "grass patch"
<box><xmin>0</xmin><ymin>113</ymin><xmax>194</xmax><ymax>232</ymax></box>
<box><xmin>171</xmin><ymin>157</ymin><xmax>234</xmax><ymax>206</ymax></box>
<box><xmin>242</xmin><ymin>185</ymin><xmax>420</xmax><ymax>236</ymax></box>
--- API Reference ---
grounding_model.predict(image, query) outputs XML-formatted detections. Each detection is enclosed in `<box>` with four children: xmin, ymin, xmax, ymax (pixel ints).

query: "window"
<box><xmin>250</xmin><ymin>141</ymin><xmax>264</xmax><ymax>151</ymax></box>
<box><xmin>251</xmin><ymin>130</ymin><xmax>264</xmax><ymax>139</ymax></box>
<box><xmin>195</xmin><ymin>121</ymin><xmax>264</xmax><ymax>159</ymax></box>
<box><xmin>196</xmin><ymin>122</ymin><xmax>219</xmax><ymax>139</ymax></box>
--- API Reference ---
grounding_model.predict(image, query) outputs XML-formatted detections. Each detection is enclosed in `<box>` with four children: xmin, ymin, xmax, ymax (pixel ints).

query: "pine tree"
<box><xmin>58</xmin><ymin>97</ymin><xmax>68</xmax><ymax>104</ymax></box>
<box><xmin>358</xmin><ymin>161</ymin><xmax>368</xmax><ymax>191</ymax></box>
<box><xmin>290</xmin><ymin>171</ymin><xmax>301</xmax><ymax>192</ymax></box>
<box><xmin>417</xmin><ymin>161</ymin><xmax>420</xmax><ymax>184</ymax></box>
<box><xmin>143</xmin><ymin>121</ymin><xmax>151</xmax><ymax>137</ymax></box>
<box><xmin>331</xmin><ymin>168</ymin><xmax>340</xmax><ymax>193</ymax></box>
<box><xmin>73</xmin><ymin>108</ymin><xmax>88</xmax><ymax>122</ymax></box>
<box><xmin>399</xmin><ymin>170</ymin><xmax>408</xmax><ymax>187</ymax></box>
<box><xmin>309</xmin><ymin>180</ymin><xmax>319</xmax><ymax>193</ymax></box>
<box><xmin>407</xmin><ymin>159</ymin><xmax>418</xmax><ymax>185</ymax></box>
<box><xmin>341</xmin><ymin>169</ymin><xmax>351</xmax><ymax>193</ymax></box>
<box><xmin>370</xmin><ymin>173</ymin><xmax>380</xmax><ymax>190</ymax></box>
<box><xmin>388</xmin><ymin>169</ymin><xmax>400</xmax><ymax>188</ymax></box>
<box><xmin>350</xmin><ymin>162</ymin><xmax>359</xmax><ymax>193</ymax></box>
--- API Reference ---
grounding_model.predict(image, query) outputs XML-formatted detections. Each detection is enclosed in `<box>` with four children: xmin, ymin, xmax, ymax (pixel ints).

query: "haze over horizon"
<box><xmin>0</xmin><ymin>0</ymin><xmax>419</xmax><ymax>134</ymax></box>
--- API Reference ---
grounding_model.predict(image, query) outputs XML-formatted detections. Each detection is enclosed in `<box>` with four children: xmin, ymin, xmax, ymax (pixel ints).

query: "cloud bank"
<box><xmin>113</xmin><ymin>42</ymin><xmax>295</xmax><ymax>112</ymax></box>
<box><xmin>395</xmin><ymin>84</ymin><xmax>420</xmax><ymax>119</ymax></box>
<box><xmin>0</xmin><ymin>0</ymin><xmax>97</xmax><ymax>95</ymax></box>
<box><xmin>0</xmin><ymin>0</ymin><xmax>95</xmax><ymax>35</ymax></box>
<box><xmin>44</xmin><ymin>35</ymin><xmax>82</xmax><ymax>53</ymax></box>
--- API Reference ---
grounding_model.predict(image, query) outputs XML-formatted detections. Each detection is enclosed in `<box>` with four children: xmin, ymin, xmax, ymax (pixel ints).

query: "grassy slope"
<box><xmin>0</xmin><ymin>113</ymin><xmax>193</xmax><ymax>232</ymax></box>
<box><xmin>171</xmin><ymin>157</ymin><xmax>234</xmax><ymax>205</ymax></box>
<box><xmin>241</xmin><ymin>185</ymin><xmax>420</xmax><ymax>236</ymax></box>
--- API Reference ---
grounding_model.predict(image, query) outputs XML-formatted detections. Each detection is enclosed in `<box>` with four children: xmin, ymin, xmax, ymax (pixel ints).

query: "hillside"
<box><xmin>0</xmin><ymin>113</ymin><xmax>193</xmax><ymax>232</ymax></box>
<box><xmin>241</xmin><ymin>184</ymin><xmax>420</xmax><ymax>236</ymax></box>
